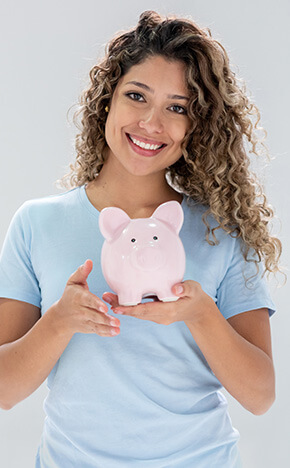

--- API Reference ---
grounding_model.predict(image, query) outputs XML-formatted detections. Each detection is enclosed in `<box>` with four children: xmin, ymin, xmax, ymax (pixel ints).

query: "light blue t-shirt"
<box><xmin>0</xmin><ymin>186</ymin><xmax>276</xmax><ymax>468</ymax></box>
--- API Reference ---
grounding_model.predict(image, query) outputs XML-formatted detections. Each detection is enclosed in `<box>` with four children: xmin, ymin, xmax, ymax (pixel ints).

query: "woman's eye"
<box><xmin>125</xmin><ymin>93</ymin><xmax>187</xmax><ymax>115</ymax></box>
<box><xmin>169</xmin><ymin>105</ymin><xmax>187</xmax><ymax>115</ymax></box>
<box><xmin>126</xmin><ymin>92</ymin><xmax>145</xmax><ymax>102</ymax></box>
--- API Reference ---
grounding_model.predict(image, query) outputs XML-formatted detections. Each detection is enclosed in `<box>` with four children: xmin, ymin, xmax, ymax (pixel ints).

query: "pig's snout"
<box><xmin>131</xmin><ymin>245</ymin><xmax>165</xmax><ymax>271</ymax></box>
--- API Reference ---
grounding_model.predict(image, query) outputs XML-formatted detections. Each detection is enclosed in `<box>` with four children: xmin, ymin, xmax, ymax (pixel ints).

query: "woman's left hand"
<box><xmin>102</xmin><ymin>281</ymin><xmax>215</xmax><ymax>326</ymax></box>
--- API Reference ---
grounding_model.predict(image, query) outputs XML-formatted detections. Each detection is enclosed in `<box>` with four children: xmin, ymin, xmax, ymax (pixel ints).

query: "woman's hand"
<box><xmin>102</xmin><ymin>280</ymin><xmax>215</xmax><ymax>326</ymax></box>
<box><xmin>50</xmin><ymin>260</ymin><xmax>120</xmax><ymax>338</ymax></box>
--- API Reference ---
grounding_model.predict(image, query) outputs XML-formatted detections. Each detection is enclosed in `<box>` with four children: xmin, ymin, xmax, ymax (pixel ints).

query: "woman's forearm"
<box><xmin>185</xmin><ymin>302</ymin><xmax>275</xmax><ymax>415</ymax></box>
<box><xmin>0</xmin><ymin>304</ymin><xmax>72</xmax><ymax>410</ymax></box>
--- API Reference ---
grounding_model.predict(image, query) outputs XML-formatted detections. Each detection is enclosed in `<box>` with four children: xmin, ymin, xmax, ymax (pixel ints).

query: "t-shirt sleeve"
<box><xmin>216</xmin><ymin>236</ymin><xmax>276</xmax><ymax>319</ymax></box>
<box><xmin>0</xmin><ymin>204</ymin><xmax>41</xmax><ymax>308</ymax></box>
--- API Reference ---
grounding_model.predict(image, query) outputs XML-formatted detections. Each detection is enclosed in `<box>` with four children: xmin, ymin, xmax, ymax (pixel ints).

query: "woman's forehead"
<box><xmin>118</xmin><ymin>56</ymin><xmax>189</xmax><ymax>93</ymax></box>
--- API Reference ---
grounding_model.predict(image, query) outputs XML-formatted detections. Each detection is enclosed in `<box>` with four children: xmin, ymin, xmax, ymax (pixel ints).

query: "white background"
<box><xmin>0</xmin><ymin>1</ymin><xmax>289</xmax><ymax>467</ymax></box>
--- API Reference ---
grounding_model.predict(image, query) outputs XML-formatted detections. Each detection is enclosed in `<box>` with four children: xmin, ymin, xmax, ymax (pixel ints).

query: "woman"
<box><xmin>0</xmin><ymin>10</ymin><xmax>283</xmax><ymax>468</ymax></box>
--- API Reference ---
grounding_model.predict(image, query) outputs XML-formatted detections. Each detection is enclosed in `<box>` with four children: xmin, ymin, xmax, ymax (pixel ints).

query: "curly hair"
<box><xmin>61</xmin><ymin>10</ymin><xmax>284</xmax><ymax>283</ymax></box>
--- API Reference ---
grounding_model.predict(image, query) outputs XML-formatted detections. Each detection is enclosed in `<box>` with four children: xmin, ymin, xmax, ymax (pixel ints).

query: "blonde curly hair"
<box><xmin>61</xmin><ymin>10</ymin><xmax>284</xmax><ymax>283</ymax></box>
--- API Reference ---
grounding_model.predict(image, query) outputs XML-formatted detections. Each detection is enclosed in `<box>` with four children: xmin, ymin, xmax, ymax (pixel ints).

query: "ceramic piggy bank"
<box><xmin>99</xmin><ymin>200</ymin><xmax>186</xmax><ymax>306</ymax></box>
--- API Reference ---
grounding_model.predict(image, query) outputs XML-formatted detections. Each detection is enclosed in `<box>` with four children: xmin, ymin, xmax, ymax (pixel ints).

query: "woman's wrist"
<box><xmin>184</xmin><ymin>292</ymin><xmax>219</xmax><ymax>328</ymax></box>
<box><xmin>44</xmin><ymin>302</ymin><xmax>74</xmax><ymax>342</ymax></box>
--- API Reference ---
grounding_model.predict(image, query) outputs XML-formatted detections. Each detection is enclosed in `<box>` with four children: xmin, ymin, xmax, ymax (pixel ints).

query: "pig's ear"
<box><xmin>151</xmin><ymin>201</ymin><xmax>184</xmax><ymax>234</ymax></box>
<box><xmin>99</xmin><ymin>207</ymin><xmax>131</xmax><ymax>241</ymax></box>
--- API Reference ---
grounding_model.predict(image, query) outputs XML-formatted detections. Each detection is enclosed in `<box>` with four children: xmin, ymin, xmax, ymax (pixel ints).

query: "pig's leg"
<box><xmin>118</xmin><ymin>289</ymin><xmax>143</xmax><ymax>306</ymax></box>
<box><xmin>161</xmin><ymin>297</ymin><xmax>179</xmax><ymax>302</ymax></box>
<box><xmin>157</xmin><ymin>286</ymin><xmax>179</xmax><ymax>303</ymax></box>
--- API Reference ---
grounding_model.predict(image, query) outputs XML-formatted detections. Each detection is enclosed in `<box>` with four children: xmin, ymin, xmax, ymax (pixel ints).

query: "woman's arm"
<box><xmin>0</xmin><ymin>261</ymin><xmax>120</xmax><ymax>410</ymax></box>
<box><xmin>184</xmin><ymin>302</ymin><xmax>275</xmax><ymax>415</ymax></box>
<box><xmin>0</xmin><ymin>298</ymin><xmax>72</xmax><ymax>410</ymax></box>
<box><xmin>107</xmin><ymin>280</ymin><xmax>275</xmax><ymax>416</ymax></box>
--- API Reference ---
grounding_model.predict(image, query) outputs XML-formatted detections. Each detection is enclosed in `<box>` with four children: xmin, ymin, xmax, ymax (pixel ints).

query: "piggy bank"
<box><xmin>99</xmin><ymin>200</ymin><xmax>186</xmax><ymax>306</ymax></box>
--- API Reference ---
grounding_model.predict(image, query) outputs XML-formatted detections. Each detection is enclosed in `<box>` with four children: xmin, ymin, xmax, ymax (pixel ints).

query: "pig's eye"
<box><xmin>131</xmin><ymin>238</ymin><xmax>136</xmax><ymax>243</ymax></box>
<box><xmin>153</xmin><ymin>236</ymin><xmax>158</xmax><ymax>241</ymax></box>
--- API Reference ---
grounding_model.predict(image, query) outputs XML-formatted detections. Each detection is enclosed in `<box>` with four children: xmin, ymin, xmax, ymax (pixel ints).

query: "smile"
<box><xmin>126</xmin><ymin>133</ymin><xmax>167</xmax><ymax>157</ymax></box>
<box><xmin>128</xmin><ymin>134</ymin><xmax>164</xmax><ymax>150</ymax></box>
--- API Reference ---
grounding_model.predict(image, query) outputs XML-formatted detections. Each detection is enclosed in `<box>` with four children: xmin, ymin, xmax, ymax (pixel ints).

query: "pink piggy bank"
<box><xmin>99</xmin><ymin>200</ymin><xmax>186</xmax><ymax>306</ymax></box>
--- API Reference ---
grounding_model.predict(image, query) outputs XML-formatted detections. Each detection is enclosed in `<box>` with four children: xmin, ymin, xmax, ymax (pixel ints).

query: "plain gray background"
<box><xmin>0</xmin><ymin>1</ymin><xmax>289</xmax><ymax>467</ymax></box>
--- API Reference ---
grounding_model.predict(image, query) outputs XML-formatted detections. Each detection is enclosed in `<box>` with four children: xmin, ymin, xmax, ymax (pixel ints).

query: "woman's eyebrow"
<box><xmin>125</xmin><ymin>80</ymin><xmax>189</xmax><ymax>101</ymax></box>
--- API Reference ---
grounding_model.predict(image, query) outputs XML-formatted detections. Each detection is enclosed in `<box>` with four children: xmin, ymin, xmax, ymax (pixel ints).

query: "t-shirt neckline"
<box><xmin>78</xmin><ymin>184</ymin><xmax>186</xmax><ymax>218</ymax></box>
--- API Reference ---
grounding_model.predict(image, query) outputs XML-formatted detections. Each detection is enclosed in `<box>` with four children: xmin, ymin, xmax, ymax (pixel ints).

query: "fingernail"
<box><xmin>105</xmin><ymin>297</ymin><xmax>112</xmax><ymax>305</ymax></box>
<box><xmin>114</xmin><ymin>309</ymin><xmax>123</xmax><ymax>314</ymax></box>
<box><xmin>175</xmin><ymin>285</ymin><xmax>183</xmax><ymax>295</ymax></box>
<box><xmin>110</xmin><ymin>318</ymin><xmax>119</xmax><ymax>326</ymax></box>
<box><xmin>100</xmin><ymin>306</ymin><xmax>107</xmax><ymax>313</ymax></box>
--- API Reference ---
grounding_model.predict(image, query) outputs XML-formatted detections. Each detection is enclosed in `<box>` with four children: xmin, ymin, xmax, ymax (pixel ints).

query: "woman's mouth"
<box><xmin>126</xmin><ymin>133</ymin><xmax>166</xmax><ymax>157</ymax></box>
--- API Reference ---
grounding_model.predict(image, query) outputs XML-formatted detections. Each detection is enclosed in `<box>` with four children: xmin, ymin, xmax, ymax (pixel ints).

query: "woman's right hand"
<box><xmin>50</xmin><ymin>260</ymin><xmax>120</xmax><ymax>338</ymax></box>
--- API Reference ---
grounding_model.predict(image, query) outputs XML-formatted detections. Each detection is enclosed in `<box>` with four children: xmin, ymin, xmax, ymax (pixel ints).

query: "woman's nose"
<box><xmin>138</xmin><ymin>108</ymin><xmax>164</xmax><ymax>133</ymax></box>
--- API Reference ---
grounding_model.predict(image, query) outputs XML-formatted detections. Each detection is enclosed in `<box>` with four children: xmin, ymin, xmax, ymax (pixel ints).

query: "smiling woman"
<box><xmin>0</xmin><ymin>9</ymin><xmax>284</xmax><ymax>468</ymax></box>
<box><xmin>101</xmin><ymin>56</ymin><xmax>191</xmax><ymax>181</ymax></box>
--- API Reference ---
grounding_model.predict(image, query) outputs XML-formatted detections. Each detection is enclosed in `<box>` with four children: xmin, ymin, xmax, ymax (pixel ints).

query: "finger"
<box><xmin>102</xmin><ymin>292</ymin><xmax>120</xmax><ymax>308</ymax></box>
<box><xmin>112</xmin><ymin>299</ymin><xmax>177</xmax><ymax>325</ymax></box>
<box><xmin>113</xmin><ymin>300</ymin><xmax>160</xmax><ymax>318</ymax></box>
<box><xmin>86</xmin><ymin>321</ymin><xmax>120</xmax><ymax>337</ymax></box>
<box><xmin>68</xmin><ymin>289</ymin><xmax>112</xmax><ymax>321</ymax></box>
<box><xmin>172</xmin><ymin>280</ymin><xmax>202</xmax><ymax>298</ymax></box>
<box><xmin>73</xmin><ymin>289</ymin><xmax>109</xmax><ymax>314</ymax></box>
<box><xmin>172</xmin><ymin>283</ymin><xmax>184</xmax><ymax>297</ymax></box>
<box><xmin>67</xmin><ymin>260</ymin><xmax>93</xmax><ymax>286</ymax></box>
<box><xmin>81</xmin><ymin>307</ymin><xmax>120</xmax><ymax>328</ymax></box>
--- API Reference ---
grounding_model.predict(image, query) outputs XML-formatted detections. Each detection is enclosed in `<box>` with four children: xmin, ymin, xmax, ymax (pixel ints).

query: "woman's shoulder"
<box><xmin>19</xmin><ymin>186</ymin><xmax>81</xmax><ymax>212</ymax></box>
<box><xmin>12</xmin><ymin>187</ymin><xmax>83</xmax><ymax>228</ymax></box>
<box><xmin>183</xmin><ymin>195</ymin><xmax>223</xmax><ymax>232</ymax></box>
<box><xmin>182</xmin><ymin>194</ymin><xmax>241</xmax><ymax>251</ymax></box>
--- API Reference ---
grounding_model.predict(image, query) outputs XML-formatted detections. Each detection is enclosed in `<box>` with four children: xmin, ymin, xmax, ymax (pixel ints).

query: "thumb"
<box><xmin>172</xmin><ymin>283</ymin><xmax>184</xmax><ymax>297</ymax></box>
<box><xmin>68</xmin><ymin>259</ymin><xmax>93</xmax><ymax>286</ymax></box>
<box><xmin>172</xmin><ymin>280</ymin><xmax>203</xmax><ymax>298</ymax></box>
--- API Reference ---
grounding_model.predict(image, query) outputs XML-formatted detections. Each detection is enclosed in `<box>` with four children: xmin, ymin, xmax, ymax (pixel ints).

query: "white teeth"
<box><xmin>129</xmin><ymin>135</ymin><xmax>163</xmax><ymax>150</ymax></box>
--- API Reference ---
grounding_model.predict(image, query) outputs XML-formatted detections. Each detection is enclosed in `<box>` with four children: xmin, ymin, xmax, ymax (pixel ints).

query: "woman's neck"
<box><xmin>85</xmin><ymin>161</ymin><xmax>182</xmax><ymax>218</ymax></box>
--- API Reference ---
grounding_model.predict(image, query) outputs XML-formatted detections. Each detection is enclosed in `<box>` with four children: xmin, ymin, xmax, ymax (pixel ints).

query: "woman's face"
<box><xmin>104</xmin><ymin>55</ymin><xmax>191</xmax><ymax>177</ymax></box>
